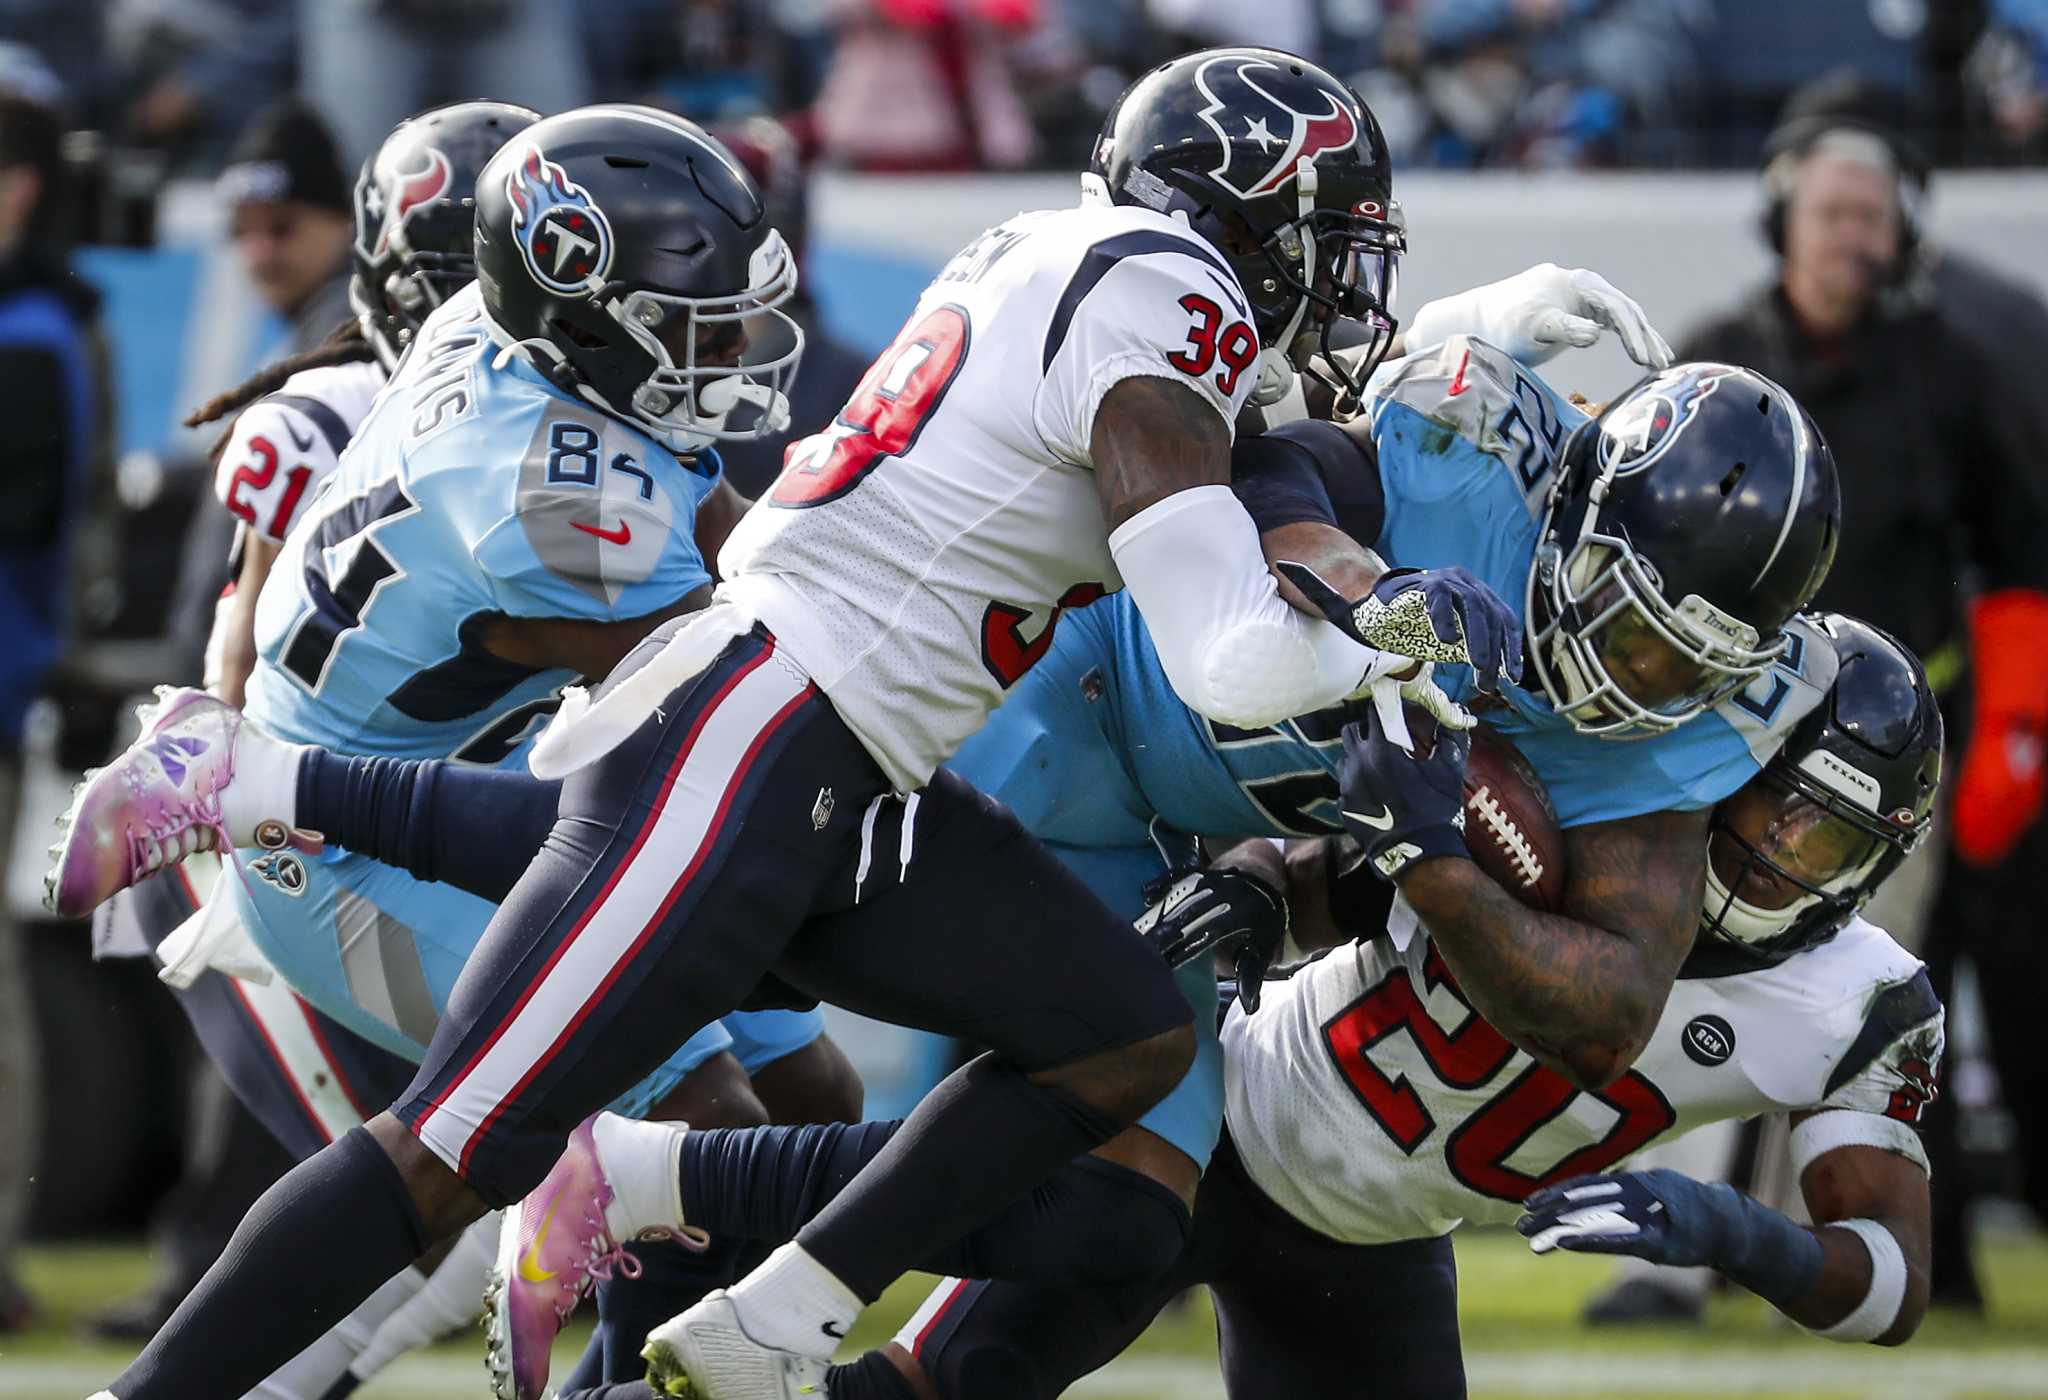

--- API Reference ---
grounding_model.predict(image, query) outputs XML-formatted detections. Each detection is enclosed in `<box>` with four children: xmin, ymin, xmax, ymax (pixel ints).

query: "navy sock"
<box><xmin>680</xmin><ymin>1119</ymin><xmax>904</xmax><ymax>1244</ymax></box>
<box><xmin>827</xmin><ymin>1352</ymin><xmax>922</xmax><ymax>1400</ymax></box>
<box><xmin>111</xmin><ymin>1127</ymin><xmax>431</xmax><ymax>1400</ymax></box>
<box><xmin>295</xmin><ymin>750</ymin><xmax>561</xmax><ymax>901</ymax></box>
<box><xmin>799</xmin><ymin>1056</ymin><xmax>1127</xmax><ymax>1300</ymax></box>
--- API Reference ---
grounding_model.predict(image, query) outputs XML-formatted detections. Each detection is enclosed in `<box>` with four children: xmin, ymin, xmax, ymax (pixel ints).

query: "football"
<box><xmin>1463</xmin><ymin>725</ymin><xmax>1567</xmax><ymax>912</ymax></box>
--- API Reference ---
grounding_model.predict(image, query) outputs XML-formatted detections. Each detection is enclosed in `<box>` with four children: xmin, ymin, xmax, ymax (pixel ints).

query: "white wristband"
<box><xmin>1807</xmin><ymin>1218</ymin><xmax>1908</xmax><ymax>1343</ymax></box>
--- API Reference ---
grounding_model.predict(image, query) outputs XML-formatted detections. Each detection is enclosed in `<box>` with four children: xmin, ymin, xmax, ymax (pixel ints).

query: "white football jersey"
<box><xmin>214</xmin><ymin>359</ymin><xmax>389</xmax><ymax>542</ymax></box>
<box><xmin>1223</xmin><ymin>912</ymin><xmax>1942</xmax><ymax>1246</ymax></box>
<box><xmin>718</xmin><ymin>202</ymin><xmax>1261</xmax><ymax>789</ymax></box>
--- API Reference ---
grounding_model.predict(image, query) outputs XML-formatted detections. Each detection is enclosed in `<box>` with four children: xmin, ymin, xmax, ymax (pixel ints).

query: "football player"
<box><xmin>529</xmin><ymin>613</ymin><xmax>1941</xmax><ymax>1400</ymax></box>
<box><xmin>77</xmin><ymin>316</ymin><xmax>1845</xmax><ymax>1400</ymax></box>
<box><xmin>52</xmin><ymin>106</ymin><xmax>848</xmax><ymax>1400</ymax></box>
<box><xmin>53</xmin><ymin>53</ymin><xmax>1528</xmax><ymax>1400</ymax></box>
<box><xmin>82</xmin><ymin>100</ymin><xmax>540</xmax><ymax>1400</ymax></box>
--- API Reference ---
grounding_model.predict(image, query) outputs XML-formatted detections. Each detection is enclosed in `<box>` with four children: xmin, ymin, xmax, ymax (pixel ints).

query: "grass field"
<box><xmin>7</xmin><ymin>1228</ymin><xmax>2047</xmax><ymax>1399</ymax></box>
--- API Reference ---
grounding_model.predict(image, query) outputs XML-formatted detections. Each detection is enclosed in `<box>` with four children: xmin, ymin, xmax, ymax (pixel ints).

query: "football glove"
<box><xmin>1519</xmin><ymin>1169</ymin><xmax>1824</xmax><ymax>1310</ymax></box>
<box><xmin>1338</xmin><ymin>707</ymin><xmax>1471</xmax><ymax>882</ymax></box>
<box><xmin>1403</xmin><ymin>263</ymin><xmax>1674</xmax><ymax>370</ymax></box>
<box><xmin>1277</xmin><ymin>561</ymin><xmax>1523</xmax><ymax>695</ymax></box>
<box><xmin>1134</xmin><ymin>866</ymin><xmax>1288</xmax><ymax>1014</ymax></box>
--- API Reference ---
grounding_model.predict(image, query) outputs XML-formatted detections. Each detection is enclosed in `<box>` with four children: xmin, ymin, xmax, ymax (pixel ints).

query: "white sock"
<box><xmin>351</xmin><ymin>1214</ymin><xmax>499</xmax><ymax>1381</ymax></box>
<box><xmin>591</xmin><ymin>1112</ymin><xmax>688</xmax><ymax>1241</ymax></box>
<box><xmin>222</xmin><ymin>721</ymin><xmax>305</xmax><ymax>842</ymax></box>
<box><xmin>242</xmin><ymin>1264</ymin><xmax>425</xmax><ymax>1399</ymax></box>
<box><xmin>725</xmin><ymin>1242</ymin><xmax>862</xmax><ymax>1360</ymax></box>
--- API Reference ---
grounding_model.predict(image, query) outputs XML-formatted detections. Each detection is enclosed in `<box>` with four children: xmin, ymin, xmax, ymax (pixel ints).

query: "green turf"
<box><xmin>6</xmin><ymin>1227</ymin><xmax>2046</xmax><ymax>1398</ymax></box>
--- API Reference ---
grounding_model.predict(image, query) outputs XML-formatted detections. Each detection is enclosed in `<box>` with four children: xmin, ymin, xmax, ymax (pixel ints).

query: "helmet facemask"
<box><xmin>1238</xmin><ymin>161</ymin><xmax>1404</xmax><ymax>406</ymax></box>
<box><xmin>1700</xmin><ymin>758</ymin><xmax>1916</xmax><ymax>958</ymax></box>
<box><xmin>608</xmin><ymin>230</ymin><xmax>805</xmax><ymax>454</ymax></box>
<box><xmin>1527</xmin><ymin>443</ymin><xmax>1788</xmax><ymax>738</ymax></box>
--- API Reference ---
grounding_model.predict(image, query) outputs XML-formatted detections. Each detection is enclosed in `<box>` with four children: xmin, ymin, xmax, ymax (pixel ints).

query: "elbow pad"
<box><xmin>1109</xmin><ymin>485</ymin><xmax>1375</xmax><ymax>728</ymax></box>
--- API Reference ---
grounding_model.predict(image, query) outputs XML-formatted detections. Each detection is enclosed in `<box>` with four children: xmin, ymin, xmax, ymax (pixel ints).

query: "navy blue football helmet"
<box><xmin>1700</xmin><ymin>613</ymin><xmax>1943</xmax><ymax>966</ymax></box>
<box><xmin>1527</xmin><ymin>363</ymin><xmax>1842</xmax><ymax>737</ymax></box>
<box><xmin>473</xmin><ymin>104</ymin><xmax>802</xmax><ymax>454</ymax></box>
<box><xmin>1087</xmin><ymin>47</ymin><xmax>1405</xmax><ymax>406</ymax></box>
<box><xmin>352</xmin><ymin>100</ymin><xmax>540</xmax><ymax>370</ymax></box>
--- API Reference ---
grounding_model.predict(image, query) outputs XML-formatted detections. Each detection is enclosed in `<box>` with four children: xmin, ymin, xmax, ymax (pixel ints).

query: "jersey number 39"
<box><xmin>770</xmin><ymin>304</ymin><xmax>971</xmax><ymax>508</ymax></box>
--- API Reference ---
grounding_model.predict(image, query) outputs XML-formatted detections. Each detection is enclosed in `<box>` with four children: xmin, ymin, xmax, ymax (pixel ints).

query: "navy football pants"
<box><xmin>395</xmin><ymin>620</ymin><xmax>1189</xmax><ymax>1204</ymax></box>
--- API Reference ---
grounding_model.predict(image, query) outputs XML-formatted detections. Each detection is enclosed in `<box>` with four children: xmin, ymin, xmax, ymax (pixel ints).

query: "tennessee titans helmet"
<box><xmin>472</xmin><ymin>104</ymin><xmax>803</xmax><ymax>454</ymax></box>
<box><xmin>1526</xmin><ymin>363</ymin><xmax>1841</xmax><ymax>738</ymax></box>
<box><xmin>352</xmin><ymin>100</ymin><xmax>540</xmax><ymax>370</ymax></box>
<box><xmin>1087</xmin><ymin>47</ymin><xmax>1405</xmax><ymax>405</ymax></box>
<box><xmin>1700</xmin><ymin>613</ymin><xmax>1943</xmax><ymax>966</ymax></box>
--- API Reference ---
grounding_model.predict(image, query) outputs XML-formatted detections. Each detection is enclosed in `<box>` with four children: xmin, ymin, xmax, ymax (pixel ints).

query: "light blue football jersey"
<box><xmin>952</xmin><ymin>336</ymin><xmax>1832</xmax><ymax>875</ymax></box>
<box><xmin>1359</xmin><ymin>336</ymin><xmax>1833</xmax><ymax>827</ymax></box>
<box><xmin>245</xmin><ymin>283</ymin><xmax>721</xmax><ymax>764</ymax></box>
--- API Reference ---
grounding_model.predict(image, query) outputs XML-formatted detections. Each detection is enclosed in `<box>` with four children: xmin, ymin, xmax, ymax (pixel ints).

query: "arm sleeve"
<box><xmin>0</xmin><ymin>347</ymin><xmax>70</xmax><ymax>547</ymax></box>
<box><xmin>1035</xmin><ymin>244</ymin><xmax>1258</xmax><ymax>463</ymax></box>
<box><xmin>1108</xmin><ymin>484</ymin><xmax>1380</xmax><ymax>728</ymax></box>
<box><xmin>214</xmin><ymin>398</ymin><xmax>344</xmax><ymax>542</ymax></box>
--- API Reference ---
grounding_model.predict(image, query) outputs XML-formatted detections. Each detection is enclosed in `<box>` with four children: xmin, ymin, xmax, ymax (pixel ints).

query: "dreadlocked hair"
<box><xmin>186</xmin><ymin>317</ymin><xmax>378</xmax><ymax>459</ymax></box>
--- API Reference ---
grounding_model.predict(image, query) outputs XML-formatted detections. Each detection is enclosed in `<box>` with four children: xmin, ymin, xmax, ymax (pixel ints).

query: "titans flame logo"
<box><xmin>507</xmin><ymin>145</ymin><xmax>614</xmax><ymax>295</ymax></box>
<box><xmin>1599</xmin><ymin>365</ymin><xmax>1735</xmax><ymax>478</ymax></box>
<box><xmin>1193</xmin><ymin>55</ymin><xmax>1361</xmax><ymax>200</ymax></box>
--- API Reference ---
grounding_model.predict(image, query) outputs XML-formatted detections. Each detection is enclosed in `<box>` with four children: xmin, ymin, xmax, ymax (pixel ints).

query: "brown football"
<box><xmin>1462</xmin><ymin>725</ymin><xmax>1567</xmax><ymax>911</ymax></box>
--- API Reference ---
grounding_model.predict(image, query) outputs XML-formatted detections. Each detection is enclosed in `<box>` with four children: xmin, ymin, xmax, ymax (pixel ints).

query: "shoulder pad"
<box><xmin>506</xmin><ymin>399</ymin><xmax>689</xmax><ymax>609</ymax></box>
<box><xmin>1366</xmin><ymin>336</ymin><xmax>1583</xmax><ymax>504</ymax></box>
<box><xmin>1715</xmin><ymin>613</ymin><xmax>1840</xmax><ymax>765</ymax></box>
<box><xmin>1369</xmin><ymin>336</ymin><xmax>1537</xmax><ymax>444</ymax></box>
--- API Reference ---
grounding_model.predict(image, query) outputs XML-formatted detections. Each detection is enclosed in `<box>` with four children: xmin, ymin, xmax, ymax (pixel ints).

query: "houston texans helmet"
<box><xmin>473</xmin><ymin>104</ymin><xmax>802</xmax><ymax>454</ymax></box>
<box><xmin>352</xmin><ymin>100</ymin><xmax>540</xmax><ymax>370</ymax></box>
<box><xmin>1087</xmin><ymin>47</ymin><xmax>1404</xmax><ymax>406</ymax></box>
<box><xmin>1700</xmin><ymin>613</ymin><xmax>1942</xmax><ymax>966</ymax></box>
<box><xmin>1526</xmin><ymin>363</ymin><xmax>1841</xmax><ymax>737</ymax></box>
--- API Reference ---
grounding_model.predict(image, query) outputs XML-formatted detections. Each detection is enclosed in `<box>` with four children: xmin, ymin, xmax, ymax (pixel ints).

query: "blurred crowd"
<box><xmin>0</xmin><ymin>0</ymin><xmax>2043</xmax><ymax>202</ymax></box>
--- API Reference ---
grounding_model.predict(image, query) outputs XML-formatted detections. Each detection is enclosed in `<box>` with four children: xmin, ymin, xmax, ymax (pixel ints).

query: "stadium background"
<box><xmin>3</xmin><ymin>2</ymin><xmax>2047</xmax><ymax>1396</ymax></box>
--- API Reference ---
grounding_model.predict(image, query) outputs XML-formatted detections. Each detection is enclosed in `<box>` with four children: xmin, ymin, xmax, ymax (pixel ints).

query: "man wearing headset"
<box><xmin>1592</xmin><ymin>73</ymin><xmax>2048</xmax><ymax>1323</ymax></box>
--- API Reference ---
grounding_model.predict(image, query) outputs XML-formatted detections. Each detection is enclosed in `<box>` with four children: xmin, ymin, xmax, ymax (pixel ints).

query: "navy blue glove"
<box><xmin>1517</xmin><ymin>1169</ymin><xmax>1825</xmax><ymax>1309</ymax></box>
<box><xmin>1134</xmin><ymin>867</ymin><xmax>1288</xmax><ymax>1013</ymax></box>
<box><xmin>1338</xmin><ymin>708</ymin><xmax>1470</xmax><ymax>882</ymax></box>
<box><xmin>1276</xmin><ymin>561</ymin><xmax>1524</xmax><ymax>693</ymax></box>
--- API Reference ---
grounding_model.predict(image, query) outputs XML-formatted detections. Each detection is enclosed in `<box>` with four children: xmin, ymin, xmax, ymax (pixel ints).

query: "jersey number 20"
<box><xmin>770</xmin><ymin>304</ymin><xmax>971</xmax><ymax>508</ymax></box>
<box><xmin>1324</xmin><ymin>946</ymin><xmax>1676</xmax><ymax>1201</ymax></box>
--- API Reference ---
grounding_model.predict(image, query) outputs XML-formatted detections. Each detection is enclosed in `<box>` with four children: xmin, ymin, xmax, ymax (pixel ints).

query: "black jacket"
<box><xmin>1679</xmin><ymin>275</ymin><xmax>2048</xmax><ymax>670</ymax></box>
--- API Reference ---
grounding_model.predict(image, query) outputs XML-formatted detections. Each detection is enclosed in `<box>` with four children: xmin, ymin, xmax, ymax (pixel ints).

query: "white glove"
<box><xmin>1404</xmin><ymin>263</ymin><xmax>1673</xmax><ymax>371</ymax></box>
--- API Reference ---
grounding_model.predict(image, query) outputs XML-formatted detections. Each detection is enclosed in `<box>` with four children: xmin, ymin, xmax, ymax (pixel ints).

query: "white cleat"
<box><xmin>642</xmin><ymin>1291</ymin><xmax>830</xmax><ymax>1399</ymax></box>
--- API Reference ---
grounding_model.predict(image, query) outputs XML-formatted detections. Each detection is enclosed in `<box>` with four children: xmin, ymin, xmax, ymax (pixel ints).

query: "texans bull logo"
<box><xmin>1193</xmin><ymin>54</ymin><xmax>1361</xmax><ymax>200</ymax></box>
<box><xmin>1598</xmin><ymin>365</ymin><xmax>1734</xmax><ymax>478</ymax></box>
<box><xmin>507</xmin><ymin>145</ymin><xmax>613</xmax><ymax>296</ymax></box>
<box><xmin>359</xmin><ymin>145</ymin><xmax>452</xmax><ymax>261</ymax></box>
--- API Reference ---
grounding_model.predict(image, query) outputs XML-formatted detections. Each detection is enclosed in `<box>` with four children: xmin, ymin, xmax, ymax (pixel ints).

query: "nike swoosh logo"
<box><xmin>517</xmin><ymin>1194</ymin><xmax>563</xmax><ymax>1285</ymax></box>
<box><xmin>572</xmin><ymin>519</ymin><xmax>632</xmax><ymax>546</ymax></box>
<box><xmin>1344</xmin><ymin>806</ymin><xmax>1395</xmax><ymax>830</ymax></box>
<box><xmin>286</xmin><ymin>421</ymin><xmax>315</xmax><ymax>453</ymax></box>
<box><xmin>821</xmin><ymin>1321</ymin><xmax>847</xmax><ymax>1339</ymax></box>
<box><xmin>1446</xmin><ymin>348</ymin><xmax>1472</xmax><ymax>398</ymax></box>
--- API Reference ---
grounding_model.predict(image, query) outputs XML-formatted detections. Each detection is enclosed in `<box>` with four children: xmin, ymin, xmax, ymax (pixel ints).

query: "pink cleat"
<box><xmin>485</xmin><ymin>1116</ymin><xmax>708</xmax><ymax>1400</ymax></box>
<box><xmin>43</xmin><ymin>687</ymin><xmax>313</xmax><ymax>920</ymax></box>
